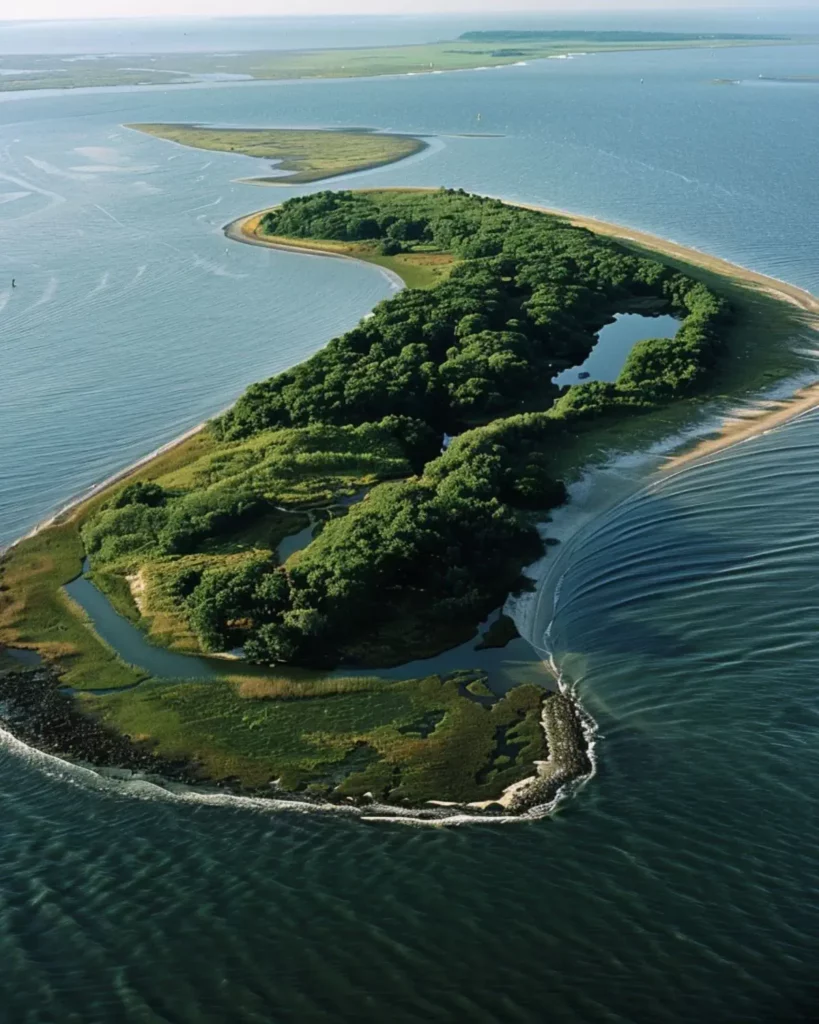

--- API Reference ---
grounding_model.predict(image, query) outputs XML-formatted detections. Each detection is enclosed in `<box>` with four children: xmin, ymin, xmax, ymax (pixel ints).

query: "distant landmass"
<box><xmin>459</xmin><ymin>30</ymin><xmax>789</xmax><ymax>43</ymax></box>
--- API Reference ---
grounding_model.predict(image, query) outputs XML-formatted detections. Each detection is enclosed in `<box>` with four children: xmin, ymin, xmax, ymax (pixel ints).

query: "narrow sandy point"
<box><xmin>224</xmin><ymin>212</ymin><xmax>406</xmax><ymax>290</ymax></box>
<box><xmin>663</xmin><ymin>381</ymin><xmax>819</xmax><ymax>470</ymax></box>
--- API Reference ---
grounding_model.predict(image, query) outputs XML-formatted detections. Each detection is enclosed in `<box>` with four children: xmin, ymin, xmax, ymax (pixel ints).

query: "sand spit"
<box><xmin>224</xmin><ymin>212</ymin><xmax>406</xmax><ymax>291</ymax></box>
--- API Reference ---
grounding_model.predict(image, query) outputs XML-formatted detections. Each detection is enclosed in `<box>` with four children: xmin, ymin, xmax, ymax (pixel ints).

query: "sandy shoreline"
<box><xmin>223</xmin><ymin>211</ymin><xmax>407</xmax><ymax>291</ymax></box>
<box><xmin>510</xmin><ymin>201</ymin><xmax>819</xmax><ymax>316</ymax></box>
<box><xmin>226</xmin><ymin>195</ymin><xmax>819</xmax><ymax>314</ymax></box>
<box><xmin>4</xmin><ymin>192</ymin><xmax>817</xmax><ymax>825</ymax></box>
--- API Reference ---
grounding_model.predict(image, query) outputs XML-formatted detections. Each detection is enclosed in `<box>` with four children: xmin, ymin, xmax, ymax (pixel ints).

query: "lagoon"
<box><xmin>552</xmin><ymin>312</ymin><xmax>679</xmax><ymax>386</ymax></box>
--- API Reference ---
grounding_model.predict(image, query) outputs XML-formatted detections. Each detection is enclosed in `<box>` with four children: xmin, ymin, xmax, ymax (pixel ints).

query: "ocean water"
<box><xmin>2</xmin><ymin>41</ymin><xmax>819</xmax><ymax>1022</ymax></box>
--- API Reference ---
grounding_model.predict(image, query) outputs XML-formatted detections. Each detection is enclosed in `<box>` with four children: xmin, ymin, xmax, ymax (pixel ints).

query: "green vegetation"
<box><xmin>476</xmin><ymin>614</ymin><xmax>520</xmax><ymax>650</ymax></box>
<box><xmin>0</xmin><ymin>432</ymin><xmax>215</xmax><ymax>689</ymax></box>
<box><xmin>2</xmin><ymin>188</ymin><xmax>811</xmax><ymax>810</ymax></box>
<box><xmin>0</xmin><ymin>31</ymin><xmax>802</xmax><ymax>94</ymax></box>
<box><xmin>81</xmin><ymin>189</ymin><xmax>736</xmax><ymax>673</ymax></box>
<box><xmin>237</xmin><ymin>214</ymin><xmax>456</xmax><ymax>290</ymax></box>
<box><xmin>0</xmin><ymin>517</ymin><xmax>146</xmax><ymax>691</ymax></box>
<box><xmin>128</xmin><ymin>124</ymin><xmax>426</xmax><ymax>185</ymax></box>
<box><xmin>89</xmin><ymin>672</ymin><xmax>548</xmax><ymax>802</ymax></box>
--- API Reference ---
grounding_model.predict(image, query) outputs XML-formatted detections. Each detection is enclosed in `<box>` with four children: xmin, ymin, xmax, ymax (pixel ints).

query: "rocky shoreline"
<box><xmin>0</xmin><ymin>660</ymin><xmax>198</xmax><ymax>783</ymax></box>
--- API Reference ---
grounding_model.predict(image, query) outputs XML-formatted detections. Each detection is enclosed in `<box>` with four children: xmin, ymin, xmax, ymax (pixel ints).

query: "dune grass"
<box><xmin>128</xmin><ymin>124</ymin><xmax>426</xmax><ymax>184</ymax></box>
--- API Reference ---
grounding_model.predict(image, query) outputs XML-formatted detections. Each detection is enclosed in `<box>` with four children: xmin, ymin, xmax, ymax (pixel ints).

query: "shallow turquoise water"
<box><xmin>2</xmin><ymin>42</ymin><xmax>819</xmax><ymax>1022</ymax></box>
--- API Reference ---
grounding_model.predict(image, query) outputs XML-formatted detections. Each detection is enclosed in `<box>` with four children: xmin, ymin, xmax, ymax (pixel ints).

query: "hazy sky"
<box><xmin>2</xmin><ymin>0</ymin><xmax>808</xmax><ymax>20</ymax></box>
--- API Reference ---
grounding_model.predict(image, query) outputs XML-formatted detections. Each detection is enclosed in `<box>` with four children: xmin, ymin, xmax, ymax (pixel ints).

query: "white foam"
<box><xmin>88</xmin><ymin>271</ymin><xmax>110</xmax><ymax>298</ymax></box>
<box><xmin>0</xmin><ymin>718</ymin><xmax>582</xmax><ymax>828</ymax></box>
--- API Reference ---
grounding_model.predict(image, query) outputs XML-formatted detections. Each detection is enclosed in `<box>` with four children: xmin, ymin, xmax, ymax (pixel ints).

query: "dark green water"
<box><xmin>2</xmin><ymin>36</ymin><xmax>819</xmax><ymax>1023</ymax></box>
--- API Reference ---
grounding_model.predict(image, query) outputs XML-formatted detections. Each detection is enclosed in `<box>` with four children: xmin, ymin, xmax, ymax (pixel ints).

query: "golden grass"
<box><xmin>226</xmin><ymin>214</ymin><xmax>456</xmax><ymax>291</ymax></box>
<box><xmin>234</xmin><ymin>675</ymin><xmax>383</xmax><ymax>700</ymax></box>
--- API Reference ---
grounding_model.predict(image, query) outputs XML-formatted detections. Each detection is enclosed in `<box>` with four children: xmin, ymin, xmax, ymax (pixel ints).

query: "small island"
<box><xmin>128</xmin><ymin>124</ymin><xmax>427</xmax><ymax>185</ymax></box>
<box><xmin>1</xmin><ymin>188</ymin><xmax>814</xmax><ymax>822</ymax></box>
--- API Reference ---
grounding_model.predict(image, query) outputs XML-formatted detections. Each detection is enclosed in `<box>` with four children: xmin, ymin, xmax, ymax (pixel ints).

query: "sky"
<box><xmin>1</xmin><ymin>0</ymin><xmax>812</xmax><ymax>20</ymax></box>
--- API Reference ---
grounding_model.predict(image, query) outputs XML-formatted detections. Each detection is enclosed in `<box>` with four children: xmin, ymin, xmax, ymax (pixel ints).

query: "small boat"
<box><xmin>578</xmin><ymin>371</ymin><xmax>591</xmax><ymax>380</ymax></box>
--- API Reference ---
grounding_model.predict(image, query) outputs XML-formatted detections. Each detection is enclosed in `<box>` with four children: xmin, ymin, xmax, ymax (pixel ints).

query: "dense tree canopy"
<box><xmin>86</xmin><ymin>190</ymin><xmax>730</xmax><ymax>666</ymax></box>
<box><xmin>221</xmin><ymin>190</ymin><xmax>725</xmax><ymax>440</ymax></box>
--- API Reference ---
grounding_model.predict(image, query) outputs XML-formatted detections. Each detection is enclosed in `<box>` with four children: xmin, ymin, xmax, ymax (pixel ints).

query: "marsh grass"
<box><xmin>0</xmin><ymin>37</ymin><xmax>800</xmax><ymax>93</ymax></box>
<box><xmin>87</xmin><ymin>673</ymin><xmax>548</xmax><ymax>800</ymax></box>
<box><xmin>129</xmin><ymin>125</ymin><xmax>426</xmax><ymax>184</ymax></box>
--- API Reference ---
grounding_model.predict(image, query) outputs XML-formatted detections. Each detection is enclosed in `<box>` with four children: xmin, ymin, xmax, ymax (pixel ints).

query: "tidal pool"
<box><xmin>552</xmin><ymin>312</ymin><xmax>679</xmax><ymax>387</ymax></box>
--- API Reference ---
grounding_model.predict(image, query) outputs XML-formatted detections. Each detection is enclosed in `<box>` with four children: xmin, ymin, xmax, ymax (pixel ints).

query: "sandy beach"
<box><xmin>0</xmin><ymin>418</ymin><xmax>212</xmax><ymax>557</ymax></box>
<box><xmin>223</xmin><ymin>210</ymin><xmax>407</xmax><ymax>291</ymax></box>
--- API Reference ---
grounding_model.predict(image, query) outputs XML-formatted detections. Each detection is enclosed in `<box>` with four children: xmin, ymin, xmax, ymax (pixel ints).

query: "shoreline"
<box><xmin>0</xmin><ymin>417</ymin><xmax>214</xmax><ymax>559</ymax></box>
<box><xmin>22</xmin><ymin>190</ymin><xmax>806</xmax><ymax>566</ymax></box>
<box><xmin>514</xmin><ymin>201</ymin><xmax>819</xmax><ymax>315</ymax></box>
<box><xmin>223</xmin><ymin>211</ymin><xmax>408</xmax><ymax>291</ymax></box>
<box><xmin>4</xmin><ymin>192</ymin><xmax>817</xmax><ymax>823</ymax></box>
<box><xmin>0</xmin><ymin>37</ymin><xmax>808</xmax><ymax>100</ymax></box>
<box><xmin>227</xmin><ymin>196</ymin><xmax>819</xmax><ymax>313</ymax></box>
<box><xmin>127</xmin><ymin>122</ymin><xmax>430</xmax><ymax>188</ymax></box>
<box><xmin>0</xmin><ymin>661</ymin><xmax>590</xmax><ymax>827</ymax></box>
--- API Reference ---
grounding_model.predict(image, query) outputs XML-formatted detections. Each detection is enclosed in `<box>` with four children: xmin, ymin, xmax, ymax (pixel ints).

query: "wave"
<box><xmin>88</xmin><ymin>271</ymin><xmax>110</xmax><ymax>298</ymax></box>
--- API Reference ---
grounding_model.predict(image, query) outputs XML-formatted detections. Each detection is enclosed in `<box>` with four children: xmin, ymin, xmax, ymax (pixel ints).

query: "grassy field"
<box><xmin>234</xmin><ymin>213</ymin><xmax>457</xmax><ymax>290</ymax></box>
<box><xmin>0</xmin><ymin>34</ymin><xmax>804</xmax><ymax>93</ymax></box>
<box><xmin>128</xmin><ymin>124</ymin><xmax>426</xmax><ymax>185</ymax></box>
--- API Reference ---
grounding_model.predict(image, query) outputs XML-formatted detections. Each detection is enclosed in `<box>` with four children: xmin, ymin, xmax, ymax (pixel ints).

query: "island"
<box><xmin>127</xmin><ymin>124</ymin><xmax>428</xmax><ymax>185</ymax></box>
<box><xmin>0</xmin><ymin>30</ymin><xmax>805</xmax><ymax>93</ymax></box>
<box><xmin>1</xmin><ymin>188</ymin><xmax>815</xmax><ymax>823</ymax></box>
